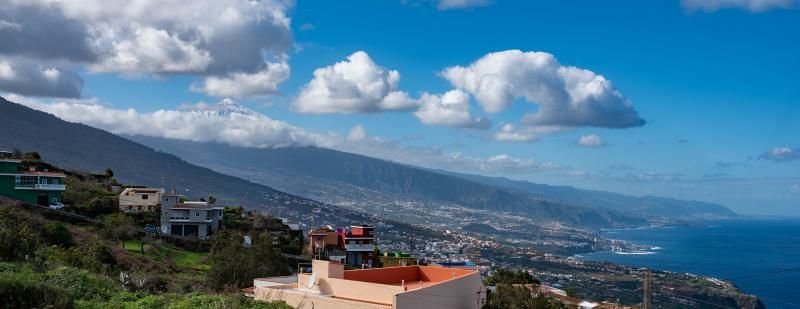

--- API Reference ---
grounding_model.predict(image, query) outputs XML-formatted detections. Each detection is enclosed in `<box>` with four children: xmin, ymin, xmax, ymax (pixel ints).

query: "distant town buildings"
<box><xmin>251</xmin><ymin>260</ymin><xmax>486</xmax><ymax>309</ymax></box>
<box><xmin>159</xmin><ymin>192</ymin><xmax>224</xmax><ymax>240</ymax></box>
<box><xmin>119</xmin><ymin>187</ymin><xmax>164</xmax><ymax>212</ymax></box>
<box><xmin>0</xmin><ymin>150</ymin><xmax>65</xmax><ymax>206</ymax></box>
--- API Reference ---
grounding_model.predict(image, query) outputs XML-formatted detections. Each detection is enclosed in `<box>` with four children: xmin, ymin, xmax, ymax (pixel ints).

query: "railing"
<box><xmin>14</xmin><ymin>183</ymin><xmax>66</xmax><ymax>190</ymax></box>
<box><xmin>345</xmin><ymin>243</ymin><xmax>374</xmax><ymax>251</ymax></box>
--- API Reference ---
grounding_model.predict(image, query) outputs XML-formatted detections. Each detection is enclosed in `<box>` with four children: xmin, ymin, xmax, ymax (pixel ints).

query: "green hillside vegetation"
<box><xmin>482</xmin><ymin>268</ymin><xmax>564</xmax><ymax>309</ymax></box>
<box><xmin>0</xmin><ymin>159</ymin><xmax>297</xmax><ymax>307</ymax></box>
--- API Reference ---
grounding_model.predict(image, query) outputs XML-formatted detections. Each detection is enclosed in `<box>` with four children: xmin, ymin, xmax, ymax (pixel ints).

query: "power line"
<box><xmin>724</xmin><ymin>266</ymin><xmax>800</xmax><ymax>280</ymax></box>
<box><xmin>659</xmin><ymin>290</ymin><xmax>736</xmax><ymax>309</ymax></box>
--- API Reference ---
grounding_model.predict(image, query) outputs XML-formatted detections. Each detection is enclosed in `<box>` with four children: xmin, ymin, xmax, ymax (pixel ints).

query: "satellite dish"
<box><xmin>306</xmin><ymin>272</ymin><xmax>316</xmax><ymax>289</ymax></box>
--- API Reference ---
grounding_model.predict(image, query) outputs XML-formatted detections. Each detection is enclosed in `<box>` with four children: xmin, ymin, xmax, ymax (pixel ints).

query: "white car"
<box><xmin>48</xmin><ymin>202</ymin><xmax>65</xmax><ymax>210</ymax></box>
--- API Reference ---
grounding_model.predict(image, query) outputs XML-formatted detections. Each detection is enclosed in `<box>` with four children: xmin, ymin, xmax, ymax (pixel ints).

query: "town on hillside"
<box><xmin>0</xmin><ymin>150</ymin><xmax>763</xmax><ymax>309</ymax></box>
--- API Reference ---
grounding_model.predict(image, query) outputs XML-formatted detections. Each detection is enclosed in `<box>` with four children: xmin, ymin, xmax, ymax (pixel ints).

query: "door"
<box><xmin>36</xmin><ymin>193</ymin><xmax>48</xmax><ymax>206</ymax></box>
<box><xmin>183</xmin><ymin>225</ymin><xmax>198</xmax><ymax>238</ymax></box>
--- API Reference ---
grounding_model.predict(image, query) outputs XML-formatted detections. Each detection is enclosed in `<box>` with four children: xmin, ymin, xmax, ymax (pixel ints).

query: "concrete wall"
<box><xmin>298</xmin><ymin>273</ymin><xmax>402</xmax><ymax>305</ymax></box>
<box><xmin>344</xmin><ymin>266</ymin><xmax>421</xmax><ymax>284</ymax></box>
<box><xmin>394</xmin><ymin>272</ymin><xmax>486</xmax><ymax>309</ymax></box>
<box><xmin>255</xmin><ymin>286</ymin><xmax>385</xmax><ymax>309</ymax></box>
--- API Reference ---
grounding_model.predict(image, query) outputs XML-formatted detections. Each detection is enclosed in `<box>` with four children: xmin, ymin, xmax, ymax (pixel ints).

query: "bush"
<box><xmin>46</xmin><ymin>266</ymin><xmax>115</xmax><ymax>301</ymax></box>
<box><xmin>141</xmin><ymin>274</ymin><xmax>170</xmax><ymax>293</ymax></box>
<box><xmin>44</xmin><ymin>222</ymin><xmax>75</xmax><ymax>248</ymax></box>
<box><xmin>169</xmin><ymin>293</ymin><xmax>293</xmax><ymax>309</ymax></box>
<box><xmin>207</xmin><ymin>231</ymin><xmax>289</xmax><ymax>291</ymax></box>
<box><xmin>484</xmin><ymin>268</ymin><xmax>540</xmax><ymax>285</ymax></box>
<box><xmin>0</xmin><ymin>270</ymin><xmax>73</xmax><ymax>308</ymax></box>
<box><xmin>0</xmin><ymin>206</ymin><xmax>42</xmax><ymax>261</ymax></box>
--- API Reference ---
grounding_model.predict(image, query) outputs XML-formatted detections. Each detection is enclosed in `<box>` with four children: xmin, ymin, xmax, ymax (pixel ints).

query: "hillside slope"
<box><xmin>131</xmin><ymin>135</ymin><xmax>734</xmax><ymax>225</ymax></box>
<box><xmin>0</xmin><ymin>96</ymin><xmax>373</xmax><ymax>229</ymax></box>
<box><xmin>128</xmin><ymin>136</ymin><xmax>653</xmax><ymax>228</ymax></box>
<box><xmin>440</xmin><ymin>171</ymin><xmax>737</xmax><ymax>219</ymax></box>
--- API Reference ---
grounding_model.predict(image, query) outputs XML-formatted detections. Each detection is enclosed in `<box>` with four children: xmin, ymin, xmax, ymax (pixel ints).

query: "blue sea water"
<box><xmin>578</xmin><ymin>218</ymin><xmax>800</xmax><ymax>308</ymax></box>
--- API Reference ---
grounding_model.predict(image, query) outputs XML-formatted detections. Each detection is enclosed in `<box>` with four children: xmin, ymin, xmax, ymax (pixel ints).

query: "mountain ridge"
<box><xmin>126</xmin><ymin>136</ymin><xmax>734</xmax><ymax>227</ymax></box>
<box><xmin>0</xmin><ymin>96</ymin><xmax>382</xmax><ymax>230</ymax></box>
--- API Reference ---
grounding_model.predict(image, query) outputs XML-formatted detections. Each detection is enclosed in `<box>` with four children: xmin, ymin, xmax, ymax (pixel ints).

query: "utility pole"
<box><xmin>642</xmin><ymin>269</ymin><xmax>653</xmax><ymax>309</ymax></box>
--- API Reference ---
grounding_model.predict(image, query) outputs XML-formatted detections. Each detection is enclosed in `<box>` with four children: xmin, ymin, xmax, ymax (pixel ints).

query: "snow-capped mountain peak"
<box><xmin>203</xmin><ymin>98</ymin><xmax>259</xmax><ymax>117</ymax></box>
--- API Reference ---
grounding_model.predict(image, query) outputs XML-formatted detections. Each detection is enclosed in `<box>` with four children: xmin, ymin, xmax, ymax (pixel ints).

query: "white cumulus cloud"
<box><xmin>436</xmin><ymin>0</ymin><xmax>493</xmax><ymax>10</ymax></box>
<box><xmin>192</xmin><ymin>61</ymin><xmax>290</xmax><ymax>98</ymax></box>
<box><xmin>680</xmin><ymin>0</ymin><xmax>795</xmax><ymax>12</ymax></box>
<box><xmin>0</xmin><ymin>0</ymin><xmax>294</xmax><ymax>98</ymax></box>
<box><xmin>13</xmin><ymin>96</ymin><xmax>330</xmax><ymax>149</ymax></box>
<box><xmin>294</xmin><ymin>51</ymin><xmax>418</xmax><ymax>114</ymax></box>
<box><xmin>414</xmin><ymin>90</ymin><xmax>490</xmax><ymax>129</ymax></box>
<box><xmin>10</xmin><ymin>94</ymin><xmax>560</xmax><ymax>176</ymax></box>
<box><xmin>759</xmin><ymin>147</ymin><xmax>800</xmax><ymax>162</ymax></box>
<box><xmin>576</xmin><ymin>134</ymin><xmax>606</xmax><ymax>148</ymax></box>
<box><xmin>442</xmin><ymin>50</ymin><xmax>644</xmax><ymax>129</ymax></box>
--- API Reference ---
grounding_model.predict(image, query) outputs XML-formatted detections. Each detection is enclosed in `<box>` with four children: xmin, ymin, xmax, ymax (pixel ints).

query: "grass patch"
<box><xmin>172</xmin><ymin>250</ymin><xmax>210</xmax><ymax>271</ymax></box>
<box><xmin>122</xmin><ymin>240</ymin><xmax>151</xmax><ymax>253</ymax></box>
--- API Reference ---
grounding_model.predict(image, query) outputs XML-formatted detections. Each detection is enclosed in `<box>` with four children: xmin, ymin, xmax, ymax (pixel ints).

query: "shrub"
<box><xmin>207</xmin><ymin>231</ymin><xmax>289</xmax><ymax>291</ymax></box>
<box><xmin>46</xmin><ymin>266</ymin><xmax>114</xmax><ymax>301</ymax></box>
<box><xmin>141</xmin><ymin>274</ymin><xmax>170</xmax><ymax>293</ymax></box>
<box><xmin>44</xmin><ymin>222</ymin><xmax>75</xmax><ymax>248</ymax></box>
<box><xmin>0</xmin><ymin>206</ymin><xmax>42</xmax><ymax>261</ymax></box>
<box><xmin>0</xmin><ymin>270</ymin><xmax>73</xmax><ymax>308</ymax></box>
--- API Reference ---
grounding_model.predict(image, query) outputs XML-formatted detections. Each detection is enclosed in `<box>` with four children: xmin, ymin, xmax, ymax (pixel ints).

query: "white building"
<box><xmin>119</xmin><ymin>187</ymin><xmax>164</xmax><ymax>212</ymax></box>
<box><xmin>159</xmin><ymin>193</ymin><xmax>224</xmax><ymax>240</ymax></box>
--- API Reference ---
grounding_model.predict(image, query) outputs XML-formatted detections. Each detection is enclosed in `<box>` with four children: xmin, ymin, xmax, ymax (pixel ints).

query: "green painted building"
<box><xmin>0</xmin><ymin>151</ymin><xmax>65</xmax><ymax>205</ymax></box>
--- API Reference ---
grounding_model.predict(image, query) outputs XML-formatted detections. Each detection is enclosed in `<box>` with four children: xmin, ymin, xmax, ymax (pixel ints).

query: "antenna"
<box><xmin>642</xmin><ymin>269</ymin><xmax>652</xmax><ymax>309</ymax></box>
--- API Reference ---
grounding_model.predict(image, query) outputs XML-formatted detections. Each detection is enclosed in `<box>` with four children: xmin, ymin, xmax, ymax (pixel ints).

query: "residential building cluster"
<box><xmin>308</xmin><ymin>225</ymin><xmax>376</xmax><ymax>268</ymax></box>
<box><xmin>0</xmin><ymin>150</ymin><xmax>65</xmax><ymax>206</ymax></box>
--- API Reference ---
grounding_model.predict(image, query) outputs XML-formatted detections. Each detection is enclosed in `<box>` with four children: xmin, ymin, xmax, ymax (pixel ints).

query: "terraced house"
<box><xmin>0</xmin><ymin>151</ymin><xmax>65</xmax><ymax>205</ymax></box>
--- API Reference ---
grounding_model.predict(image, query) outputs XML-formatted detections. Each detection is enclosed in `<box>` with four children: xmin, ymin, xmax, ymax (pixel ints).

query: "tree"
<box><xmin>24</xmin><ymin>152</ymin><xmax>41</xmax><ymax>161</ymax></box>
<box><xmin>0</xmin><ymin>206</ymin><xmax>41</xmax><ymax>261</ymax></box>
<box><xmin>564</xmin><ymin>287</ymin><xmax>578</xmax><ymax>298</ymax></box>
<box><xmin>207</xmin><ymin>231</ymin><xmax>289</xmax><ymax>291</ymax></box>
<box><xmin>104</xmin><ymin>168</ymin><xmax>114</xmax><ymax>178</ymax></box>
<box><xmin>12</xmin><ymin>148</ymin><xmax>23</xmax><ymax>159</ymax></box>
<box><xmin>483</xmin><ymin>284</ymin><xmax>563</xmax><ymax>309</ymax></box>
<box><xmin>485</xmin><ymin>268</ymin><xmax>540</xmax><ymax>286</ymax></box>
<box><xmin>43</xmin><ymin>223</ymin><xmax>74</xmax><ymax>248</ymax></box>
<box><xmin>102</xmin><ymin>213</ymin><xmax>137</xmax><ymax>248</ymax></box>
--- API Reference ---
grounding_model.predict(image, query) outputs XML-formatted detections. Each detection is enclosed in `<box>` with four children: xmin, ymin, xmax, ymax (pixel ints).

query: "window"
<box><xmin>195</xmin><ymin>212</ymin><xmax>199</xmax><ymax>216</ymax></box>
<box><xmin>142</xmin><ymin>194</ymin><xmax>149</xmax><ymax>200</ymax></box>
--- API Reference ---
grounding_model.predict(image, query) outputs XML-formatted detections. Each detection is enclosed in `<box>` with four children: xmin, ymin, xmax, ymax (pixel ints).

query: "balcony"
<box><xmin>345</xmin><ymin>243</ymin><xmax>374</xmax><ymax>251</ymax></box>
<box><xmin>14</xmin><ymin>183</ymin><xmax>66</xmax><ymax>190</ymax></box>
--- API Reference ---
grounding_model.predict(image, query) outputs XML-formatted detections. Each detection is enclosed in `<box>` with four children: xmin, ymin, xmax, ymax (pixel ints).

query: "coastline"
<box><xmin>576</xmin><ymin>218</ymin><xmax>800</xmax><ymax>308</ymax></box>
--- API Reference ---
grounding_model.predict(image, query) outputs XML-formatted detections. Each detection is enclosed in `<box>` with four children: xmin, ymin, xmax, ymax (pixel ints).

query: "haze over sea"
<box><xmin>579</xmin><ymin>218</ymin><xmax>800</xmax><ymax>308</ymax></box>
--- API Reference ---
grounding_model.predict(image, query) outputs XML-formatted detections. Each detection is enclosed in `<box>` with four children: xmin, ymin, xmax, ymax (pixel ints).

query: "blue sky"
<box><xmin>1</xmin><ymin>0</ymin><xmax>798</xmax><ymax>215</ymax></box>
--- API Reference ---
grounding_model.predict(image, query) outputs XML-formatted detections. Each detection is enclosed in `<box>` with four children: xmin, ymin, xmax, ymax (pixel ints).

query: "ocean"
<box><xmin>577</xmin><ymin>218</ymin><xmax>800</xmax><ymax>308</ymax></box>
